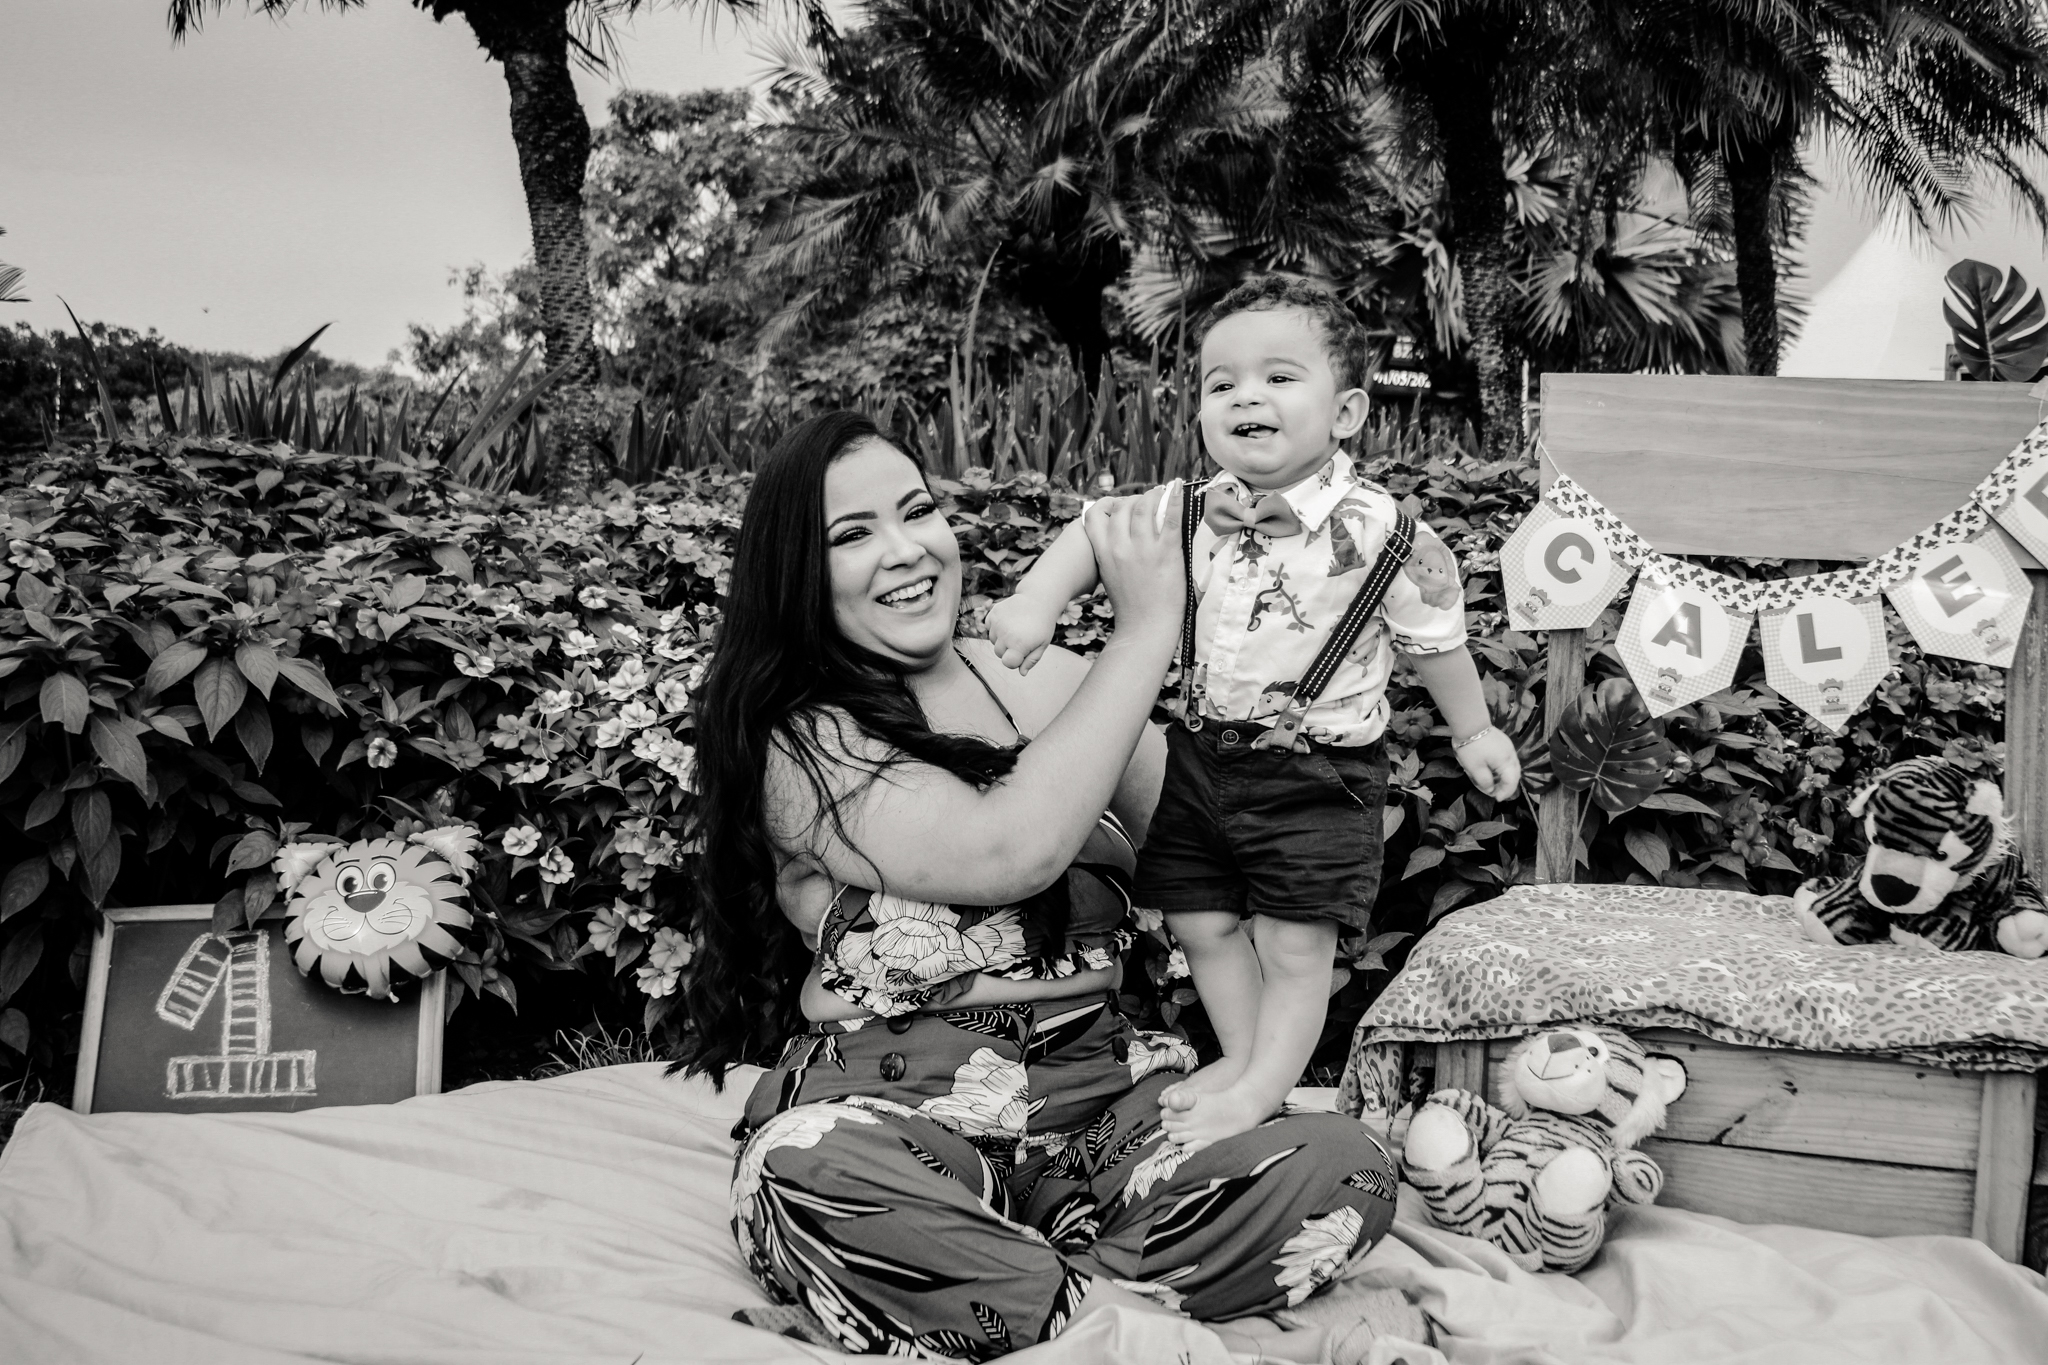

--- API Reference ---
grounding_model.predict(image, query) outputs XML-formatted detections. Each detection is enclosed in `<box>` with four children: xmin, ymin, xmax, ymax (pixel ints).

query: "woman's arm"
<box><xmin>769</xmin><ymin>489</ymin><xmax>1184</xmax><ymax>904</ymax></box>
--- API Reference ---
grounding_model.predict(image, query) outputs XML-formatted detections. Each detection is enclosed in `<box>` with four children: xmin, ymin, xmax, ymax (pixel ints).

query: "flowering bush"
<box><xmin>0</xmin><ymin>423</ymin><xmax>2005</xmax><ymax>1093</ymax></box>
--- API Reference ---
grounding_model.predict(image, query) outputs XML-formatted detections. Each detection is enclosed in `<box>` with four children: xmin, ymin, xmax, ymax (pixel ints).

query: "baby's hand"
<box><xmin>1453</xmin><ymin>725</ymin><xmax>1521</xmax><ymax>799</ymax></box>
<box><xmin>986</xmin><ymin>593</ymin><xmax>1062</xmax><ymax>674</ymax></box>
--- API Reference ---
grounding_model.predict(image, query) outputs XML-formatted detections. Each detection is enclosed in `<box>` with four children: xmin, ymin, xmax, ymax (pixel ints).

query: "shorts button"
<box><xmin>887</xmin><ymin>1015</ymin><xmax>914</xmax><ymax>1034</ymax></box>
<box><xmin>1222</xmin><ymin>728</ymin><xmax>1240</xmax><ymax>745</ymax></box>
<box><xmin>880</xmin><ymin>1052</ymin><xmax>907</xmax><ymax>1082</ymax></box>
<box><xmin>1111</xmin><ymin>1036</ymin><xmax>1130</xmax><ymax>1064</ymax></box>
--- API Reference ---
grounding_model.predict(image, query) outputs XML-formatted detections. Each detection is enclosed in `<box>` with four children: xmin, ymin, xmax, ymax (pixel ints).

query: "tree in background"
<box><xmin>163</xmin><ymin>0</ymin><xmax>803</xmax><ymax>494</ymax></box>
<box><xmin>1627</xmin><ymin>0</ymin><xmax>2048</xmax><ymax>376</ymax></box>
<box><xmin>754</xmin><ymin>0</ymin><xmax>1304</xmax><ymax>389</ymax></box>
<box><xmin>0</xmin><ymin>229</ymin><xmax>24</xmax><ymax>307</ymax></box>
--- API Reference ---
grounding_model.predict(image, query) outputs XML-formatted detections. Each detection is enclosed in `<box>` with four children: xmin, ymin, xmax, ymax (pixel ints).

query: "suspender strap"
<box><xmin>1175</xmin><ymin>480</ymin><xmax>1208</xmax><ymax>728</ymax></box>
<box><xmin>1251</xmin><ymin>512</ymin><xmax>1416</xmax><ymax>753</ymax></box>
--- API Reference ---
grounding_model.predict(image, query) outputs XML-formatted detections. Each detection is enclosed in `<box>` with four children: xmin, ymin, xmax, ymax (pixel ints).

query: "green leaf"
<box><xmin>23</xmin><ymin>787</ymin><xmax>64</xmax><ymax>828</ymax></box>
<box><xmin>234</xmin><ymin>642</ymin><xmax>279</xmax><ymax>698</ymax></box>
<box><xmin>225</xmin><ymin>830</ymin><xmax>279</xmax><ymax>877</ymax></box>
<box><xmin>212</xmin><ymin>886</ymin><xmax>244</xmax><ymax>935</ymax></box>
<box><xmin>70</xmin><ymin>787</ymin><xmax>111</xmax><ymax>855</ymax></box>
<box><xmin>241</xmin><ymin>870</ymin><xmax>278</xmax><ymax>927</ymax></box>
<box><xmin>0</xmin><ymin>720</ymin><xmax>30</xmax><ymax>786</ymax></box>
<box><xmin>1550</xmin><ymin>678</ymin><xmax>1673</xmax><ymax>815</ymax></box>
<box><xmin>192</xmin><ymin>656</ymin><xmax>247</xmax><ymax>739</ymax></box>
<box><xmin>230</xmin><ymin>779</ymin><xmax>281</xmax><ymax>807</ymax></box>
<box><xmin>81</xmin><ymin>830</ymin><xmax>120</xmax><ymax>906</ymax></box>
<box><xmin>39</xmin><ymin>672</ymin><xmax>90</xmax><ymax>734</ymax></box>
<box><xmin>1623</xmin><ymin>826</ymin><xmax>1671</xmax><ymax>879</ymax></box>
<box><xmin>0</xmin><ymin>857</ymin><xmax>48</xmax><ymax>921</ymax></box>
<box><xmin>234</xmin><ymin>696</ymin><xmax>273</xmax><ymax>772</ymax></box>
<box><xmin>141</xmin><ymin>639</ymin><xmax>208</xmax><ymax>696</ymax></box>
<box><xmin>431</xmin><ymin>544</ymin><xmax>474</xmax><ymax>581</ymax></box>
<box><xmin>1638</xmin><ymin>792</ymin><xmax>1722</xmax><ymax>819</ymax></box>
<box><xmin>300</xmin><ymin>722</ymin><xmax>333</xmax><ymax>765</ymax></box>
<box><xmin>0</xmin><ymin>925</ymin><xmax>44</xmax><ymax>1008</ymax></box>
<box><xmin>89</xmin><ymin>714</ymin><xmax>149</xmax><ymax>790</ymax></box>
<box><xmin>0</xmin><ymin>1008</ymin><xmax>27</xmax><ymax>1055</ymax></box>
<box><xmin>1403</xmin><ymin>845</ymin><xmax>1444</xmax><ymax>879</ymax></box>
<box><xmin>274</xmin><ymin>655</ymin><xmax>340</xmax><ymax>709</ymax></box>
<box><xmin>1943</xmin><ymin>260</ymin><xmax>2048</xmax><ymax>382</ymax></box>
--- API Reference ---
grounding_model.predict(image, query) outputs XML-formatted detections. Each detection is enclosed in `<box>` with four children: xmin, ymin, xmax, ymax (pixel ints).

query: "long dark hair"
<box><xmin>676</xmin><ymin>411</ymin><xmax>1020</xmax><ymax>1087</ymax></box>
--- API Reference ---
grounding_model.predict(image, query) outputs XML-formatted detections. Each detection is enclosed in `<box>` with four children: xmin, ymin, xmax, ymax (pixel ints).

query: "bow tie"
<box><xmin>1204</xmin><ymin>488</ymin><xmax>1302</xmax><ymax>539</ymax></box>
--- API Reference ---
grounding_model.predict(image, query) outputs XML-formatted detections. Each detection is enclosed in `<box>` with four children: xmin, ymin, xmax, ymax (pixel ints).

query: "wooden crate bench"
<box><xmin>1432</xmin><ymin>1031</ymin><xmax>2038</xmax><ymax>1253</ymax></box>
<box><xmin>1385</xmin><ymin>375</ymin><xmax>2048</xmax><ymax>1266</ymax></box>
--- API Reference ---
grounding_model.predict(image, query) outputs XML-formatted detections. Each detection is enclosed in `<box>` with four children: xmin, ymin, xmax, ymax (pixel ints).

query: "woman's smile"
<box><xmin>877</xmin><ymin>575</ymin><xmax>939</xmax><ymax>609</ymax></box>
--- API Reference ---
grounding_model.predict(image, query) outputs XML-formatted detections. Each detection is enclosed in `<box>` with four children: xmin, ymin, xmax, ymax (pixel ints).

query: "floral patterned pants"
<box><xmin>730</xmin><ymin>998</ymin><xmax>1396</xmax><ymax>1360</ymax></box>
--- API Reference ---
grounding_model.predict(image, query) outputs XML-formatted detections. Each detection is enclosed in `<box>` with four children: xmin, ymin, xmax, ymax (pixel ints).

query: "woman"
<box><xmin>678</xmin><ymin>412</ymin><xmax>1395</xmax><ymax>1361</ymax></box>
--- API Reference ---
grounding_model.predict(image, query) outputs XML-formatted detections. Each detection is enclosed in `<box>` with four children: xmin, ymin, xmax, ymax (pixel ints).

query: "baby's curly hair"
<box><xmin>1197</xmin><ymin>275</ymin><xmax>1371</xmax><ymax>391</ymax></box>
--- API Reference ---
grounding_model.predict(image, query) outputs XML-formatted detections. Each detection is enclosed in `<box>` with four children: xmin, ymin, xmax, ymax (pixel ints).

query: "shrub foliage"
<box><xmin>0</xmin><ymin>421</ymin><xmax>2005</xmax><ymax>1092</ymax></box>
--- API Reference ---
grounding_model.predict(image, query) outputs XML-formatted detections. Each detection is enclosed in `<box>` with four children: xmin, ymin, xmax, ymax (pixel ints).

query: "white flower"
<box><xmin>7</xmin><ymin>540</ymin><xmax>54</xmax><ymax>573</ymax></box>
<box><xmin>588</xmin><ymin>901</ymin><xmax>628</xmax><ymax>956</ymax></box>
<box><xmin>636</xmin><ymin>961</ymin><xmax>680</xmax><ymax>997</ymax></box>
<box><xmin>454</xmin><ymin>652</ymin><xmax>495</xmax><ymax>678</ymax></box>
<box><xmin>606</xmin><ymin>656</ymin><xmax>649</xmax><ymax>699</ymax></box>
<box><xmin>366</xmin><ymin>736</ymin><xmax>398</xmax><ymax>769</ymax></box>
<box><xmin>653</xmin><ymin>633</ymin><xmax>691</xmax><ymax>662</ymax></box>
<box><xmin>407</xmin><ymin>824</ymin><xmax>482</xmax><ymax>880</ymax></box>
<box><xmin>272</xmin><ymin>841</ymin><xmax>337</xmax><ymax>895</ymax></box>
<box><xmin>654</xmin><ymin>677</ymin><xmax>689</xmax><ymax>712</ymax></box>
<box><xmin>621</xmin><ymin>901</ymin><xmax>657</xmax><ymax>932</ymax></box>
<box><xmin>560</xmin><ymin>629</ymin><xmax>601</xmax><ymax>659</ymax></box>
<box><xmin>631</xmin><ymin>730</ymin><xmax>665</xmax><ymax>764</ymax></box>
<box><xmin>1165</xmin><ymin>947</ymin><xmax>1191</xmax><ymax>980</ymax></box>
<box><xmin>1121</xmin><ymin>1137</ymin><xmax>1195</xmax><ymax>1205</ymax></box>
<box><xmin>610</xmin><ymin>622</ymin><xmax>643</xmax><ymax>647</ymax></box>
<box><xmin>731</xmin><ymin>1103</ymin><xmax>881</xmax><ymax>1214</ymax></box>
<box><xmin>538</xmin><ymin>847</ymin><xmax>575</xmax><ymax>885</ymax></box>
<box><xmin>594</xmin><ymin>717</ymin><xmax>630</xmax><ymax>749</ymax></box>
<box><xmin>656</xmin><ymin>608</ymin><xmax>688</xmax><ymax>633</ymax></box>
<box><xmin>656</xmin><ymin>739</ymin><xmax>695</xmax><ymax>787</ymax></box>
<box><xmin>915</xmin><ymin>1047</ymin><xmax>1030</xmax><ymax>1140</ymax></box>
<box><xmin>618</xmin><ymin>700</ymin><xmax>658</xmax><ymax>730</ymax></box>
<box><xmin>1132</xmin><ymin>906</ymin><xmax>1165</xmax><ymax>934</ymax></box>
<box><xmin>509</xmin><ymin>760</ymin><xmax>550</xmax><ymax>784</ymax></box>
<box><xmin>686</xmin><ymin>661</ymin><xmax>708</xmax><ymax>692</ymax></box>
<box><xmin>1272</xmin><ymin>1207</ymin><xmax>1365</xmax><ymax>1306</ymax></box>
<box><xmin>578</xmin><ymin>585</ymin><xmax>609</xmax><ymax>609</ymax></box>
<box><xmin>641</xmin><ymin>504</ymin><xmax>673</xmax><ymax>527</ymax></box>
<box><xmin>501</xmin><ymin>825</ymin><xmax>542</xmax><ymax>857</ymax></box>
<box><xmin>536</xmin><ymin>688</ymin><xmax>582</xmax><ymax>716</ymax></box>
<box><xmin>648</xmin><ymin>927</ymin><xmax>694</xmax><ymax>972</ymax></box>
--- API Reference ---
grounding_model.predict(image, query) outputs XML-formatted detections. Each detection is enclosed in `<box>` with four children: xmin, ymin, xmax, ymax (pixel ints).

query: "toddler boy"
<box><xmin>987</xmin><ymin>276</ymin><xmax>1521</xmax><ymax>1148</ymax></box>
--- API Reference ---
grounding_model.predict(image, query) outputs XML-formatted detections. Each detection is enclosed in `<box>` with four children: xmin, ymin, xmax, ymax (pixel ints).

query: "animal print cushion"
<box><xmin>1340</xmin><ymin>884</ymin><xmax>2048</xmax><ymax>1122</ymax></box>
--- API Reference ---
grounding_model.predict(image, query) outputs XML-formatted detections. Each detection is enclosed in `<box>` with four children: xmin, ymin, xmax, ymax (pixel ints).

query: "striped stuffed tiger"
<box><xmin>1400</xmin><ymin>1026</ymin><xmax>1687</xmax><ymax>1274</ymax></box>
<box><xmin>1791</xmin><ymin>756</ymin><xmax>2048</xmax><ymax>957</ymax></box>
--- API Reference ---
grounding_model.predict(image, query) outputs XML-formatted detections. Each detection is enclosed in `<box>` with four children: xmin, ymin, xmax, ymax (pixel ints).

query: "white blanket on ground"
<box><xmin>2</xmin><ymin>1063</ymin><xmax>2042</xmax><ymax>1365</ymax></box>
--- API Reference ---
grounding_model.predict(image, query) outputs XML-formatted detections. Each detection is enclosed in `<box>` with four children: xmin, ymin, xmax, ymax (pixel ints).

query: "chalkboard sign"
<box><xmin>73</xmin><ymin>904</ymin><xmax>444</xmax><ymax>1115</ymax></box>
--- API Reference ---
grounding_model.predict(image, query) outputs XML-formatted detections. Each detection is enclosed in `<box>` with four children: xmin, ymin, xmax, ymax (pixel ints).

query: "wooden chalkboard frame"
<box><xmin>72</xmin><ymin>903</ymin><xmax>447</xmax><ymax>1115</ymax></box>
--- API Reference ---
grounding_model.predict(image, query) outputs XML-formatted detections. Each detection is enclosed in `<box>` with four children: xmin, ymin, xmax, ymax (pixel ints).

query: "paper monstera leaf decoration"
<box><xmin>282</xmin><ymin>835</ymin><xmax>475</xmax><ymax>1000</ymax></box>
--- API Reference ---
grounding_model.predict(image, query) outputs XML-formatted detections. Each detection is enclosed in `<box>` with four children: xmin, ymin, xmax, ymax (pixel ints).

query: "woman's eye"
<box><xmin>905</xmin><ymin>501</ymin><xmax>936</xmax><ymax>521</ymax></box>
<box><xmin>830</xmin><ymin>526</ymin><xmax>869</xmax><ymax>547</ymax></box>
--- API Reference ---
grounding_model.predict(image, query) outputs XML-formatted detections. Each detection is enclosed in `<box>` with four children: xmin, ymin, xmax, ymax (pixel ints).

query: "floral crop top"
<box><xmin>813</xmin><ymin>650</ymin><xmax>1137</xmax><ymax>1017</ymax></box>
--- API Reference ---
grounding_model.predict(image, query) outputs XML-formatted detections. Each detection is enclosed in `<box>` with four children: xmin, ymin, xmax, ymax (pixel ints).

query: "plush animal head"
<box><xmin>283</xmin><ymin>837</ymin><xmax>473</xmax><ymax>1000</ymax></box>
<box><xmin>1502</xmin><ymin>1026</ymin><xmax>1688</xmax><ymax>1148</ymax></box>
<box><xmin>1847</xmin><ymin>756</ymin><xmax>2009</xmax><ymax>916</ymax></box>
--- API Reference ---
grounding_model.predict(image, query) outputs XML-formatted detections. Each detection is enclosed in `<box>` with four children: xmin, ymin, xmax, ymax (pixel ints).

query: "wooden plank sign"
<box><xmin>73</xmin><ymin>905</ymin><xmax>444</xmax><ymax>1115</ymax></box>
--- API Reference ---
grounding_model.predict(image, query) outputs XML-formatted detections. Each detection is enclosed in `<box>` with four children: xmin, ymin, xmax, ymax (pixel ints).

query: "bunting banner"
<box><xmin>1885</xmin><ymin>529</ymin><xmax>2033</xmax><ymax>668</ymax></box>
<box><xmin>1511</xmin><ymin>413</ymin><xmax>2048</xmax><ymax>727</ymax></box>
<box><xmin>1758</xmin><ymin>593</ymin><xmax>1888</xmax><ymax>733</ymax></box>
<box><xmin>1617</xmin><ymin>564</ymin><xmax>1754</xmax><ymax>718</ymax></box>
<box><xmin>1499</xmin><ymin>500</ymin><xmax>1634</xmax><ymax>629</ymax></box>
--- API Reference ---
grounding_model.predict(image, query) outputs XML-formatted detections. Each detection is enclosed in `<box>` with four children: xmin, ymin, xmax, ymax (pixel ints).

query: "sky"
<box><xmin>4</xmin><ymin>0</ymin><xmax>2047</xmax><ymax>379</ymax></box>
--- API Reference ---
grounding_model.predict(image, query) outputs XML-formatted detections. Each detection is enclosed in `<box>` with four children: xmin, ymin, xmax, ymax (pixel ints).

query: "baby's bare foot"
<box><xmin>1159</xmin><ymin>1082</ymin><xmax>1276</xmax><ymax>1149</ymax></box>
<box><xmin>1157</xmin><ymin>1055</ymin><xmax>1246</xmax><ymax>1117</ymax></box>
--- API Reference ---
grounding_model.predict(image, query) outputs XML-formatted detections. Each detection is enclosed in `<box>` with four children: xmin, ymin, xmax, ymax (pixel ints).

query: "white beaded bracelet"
<box><xmin>1452</xmin><ymin>725</ymin><xmax>1497</xmax><ymax>750</ymax></box>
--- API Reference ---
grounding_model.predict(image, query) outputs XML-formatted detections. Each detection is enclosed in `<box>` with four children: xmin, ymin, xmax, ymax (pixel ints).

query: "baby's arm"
<box><xmin>1409</xmin><ymin>645</ymin><xmax>1520</xmax><ymax>800</ymax></box>
<box><xmin>985</xmin><ymin>519</ymin><xmax>1102</xmax><ymax>674</ymax></box>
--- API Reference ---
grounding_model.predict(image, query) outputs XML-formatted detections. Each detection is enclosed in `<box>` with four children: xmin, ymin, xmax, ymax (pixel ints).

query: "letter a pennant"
<box><xmin>1618</xmin><ymin>572</ymin><xmax>1753</xmax><ymax>717</ymax></box>
<box><xmin>1498</xmin><ymin>501</ymin><xmax>1633</xmax><ymax>631</ymax></box>
<box><xmin>1886</xmin><ymin>529</ymin><xmax>2033</xmax><ymax>667</ymax></box>
<box><xmin>1758</xmin><ymin>594</ymin><xmax>1887</xmax><ymax>733</ymax></box>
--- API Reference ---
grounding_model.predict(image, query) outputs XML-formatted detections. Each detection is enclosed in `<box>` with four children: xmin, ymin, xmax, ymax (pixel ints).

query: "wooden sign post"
<box><xmin>73</xmin><ymin>904</ymin><xmax>444</xmax><ymax>1115</ymax></box>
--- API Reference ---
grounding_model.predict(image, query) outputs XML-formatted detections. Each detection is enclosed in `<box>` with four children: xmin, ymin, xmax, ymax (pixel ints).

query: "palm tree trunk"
<box><xmin>460</xmin><ymin>2</ymin><xmax>606</xmax><ymax>495</ymax></box>
<box><xmin>1419</xmin><ymin>35</ymin><xmax>1523</xmax><ymax>462</ymax></box>
<box><xmin>1726</xmin><ymin>141</ymin><xmax>1780</xmax><ymax>376</ymax></box>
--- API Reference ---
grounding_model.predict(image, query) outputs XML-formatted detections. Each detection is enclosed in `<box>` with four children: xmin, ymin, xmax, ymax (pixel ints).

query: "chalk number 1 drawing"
<box><xmin>154</xmin><ymin>931</ymin><xmax>317</xmax><ymax>1100</ymax></box>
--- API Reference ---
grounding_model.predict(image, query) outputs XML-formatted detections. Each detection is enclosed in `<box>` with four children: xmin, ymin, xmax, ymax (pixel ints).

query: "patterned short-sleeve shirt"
<box><xmin>1189</xmin><ymin>450</ymin><xmax>1466</xmax><ymax>746</ymax></box>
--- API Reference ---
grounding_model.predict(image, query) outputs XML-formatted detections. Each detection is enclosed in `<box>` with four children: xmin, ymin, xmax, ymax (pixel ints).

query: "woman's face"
<box><xmin>823</xmin><ymin>439</ymin><xmax>962</xmax><ymax>667</ymax></box>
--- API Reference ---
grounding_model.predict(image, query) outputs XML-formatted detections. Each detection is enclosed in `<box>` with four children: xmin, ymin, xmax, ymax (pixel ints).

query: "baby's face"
<box><xmin>1198</xmin><ymin>307</ymin><xmax>1367</xmax><ymax>490</ymax></box>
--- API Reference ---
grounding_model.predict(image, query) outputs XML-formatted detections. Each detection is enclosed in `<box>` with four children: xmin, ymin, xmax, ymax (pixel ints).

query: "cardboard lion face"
<box><xmin>284</xmin><ymin>838</ymin><xmax>473</xmax><ymax>1000</ymax></box>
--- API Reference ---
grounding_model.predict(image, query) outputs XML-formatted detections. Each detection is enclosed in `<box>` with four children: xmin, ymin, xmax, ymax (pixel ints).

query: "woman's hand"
<box><xmin>1084</xmin><ymin>483</ymin><xmax>1185</xmax><ymax>645</ymax></box>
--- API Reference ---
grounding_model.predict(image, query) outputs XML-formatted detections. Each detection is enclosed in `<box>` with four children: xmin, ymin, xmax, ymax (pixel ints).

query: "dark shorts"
<box><xmin>1135</xmin><ymin>723</ymin><xmax>1387</xmax><ymax>931</ymax></box>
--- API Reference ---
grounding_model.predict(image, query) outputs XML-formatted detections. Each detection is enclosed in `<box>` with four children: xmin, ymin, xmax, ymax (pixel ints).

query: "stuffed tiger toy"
<box><xmin>1791</xmin><ymin>756</ymin><xmax>2048</xmax><ymax>958</ymax></box>
<box><xmin>1401</xmin><ymin>1026</ymin><xmax>1687</xmax><ymax>1274</ymax></box>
